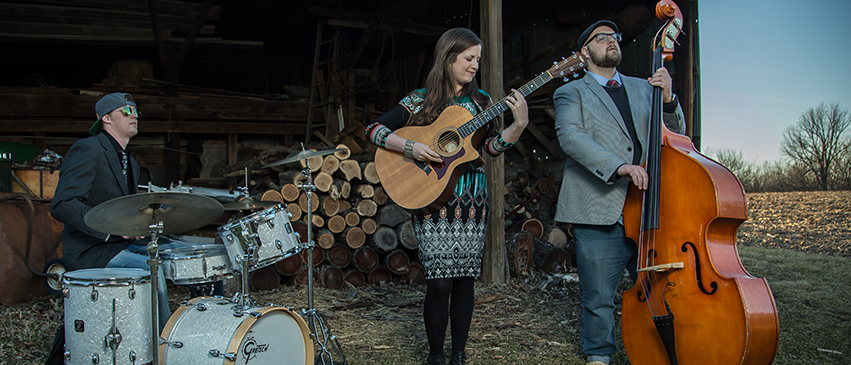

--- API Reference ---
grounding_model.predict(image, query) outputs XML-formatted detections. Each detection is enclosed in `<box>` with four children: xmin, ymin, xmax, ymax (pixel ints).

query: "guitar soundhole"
<box><xmin>435</xmin><ymin>130</ymin><xmax>461</xmax><ymax>156</ymax></box>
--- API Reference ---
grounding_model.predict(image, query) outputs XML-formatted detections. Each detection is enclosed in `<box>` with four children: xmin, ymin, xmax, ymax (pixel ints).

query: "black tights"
<box><xmin>423</xmin><ymin>276</ymin><xmax>475</xmax><ymax>356</ymax></box>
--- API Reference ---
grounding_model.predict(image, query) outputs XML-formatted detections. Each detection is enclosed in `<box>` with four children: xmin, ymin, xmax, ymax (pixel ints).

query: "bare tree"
<box><xmin>781</xmin><ymin>102</ymin><xmax>851</xmax><ymax>190</ymax></box>
<box><xmin>829</xmin><ymin>137</ymin><xmax>851</xmax><ymax>190</ymax></box>
<box><xmin>708</xmin><ymin>148</ymin><xmax>760</xmax><ymax>192</ymax></box>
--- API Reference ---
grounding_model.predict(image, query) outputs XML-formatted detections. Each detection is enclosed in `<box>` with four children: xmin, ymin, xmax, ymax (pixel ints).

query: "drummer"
<box><xmin>51</xmin><ymin>92</ymin><xmax>175</xmax><ymax>328</ymax></box>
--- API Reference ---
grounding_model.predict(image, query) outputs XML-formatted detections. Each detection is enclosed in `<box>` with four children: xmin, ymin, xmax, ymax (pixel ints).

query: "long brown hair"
<box><xmin>408</xmin><ymin>28</ymin><xmax>491</xmax><ymax>127</ymax></box>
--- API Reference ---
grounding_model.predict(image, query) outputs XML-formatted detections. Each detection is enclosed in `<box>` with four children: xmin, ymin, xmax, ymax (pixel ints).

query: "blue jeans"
<box><xmin>106</xmin><ymin>241</ymin><xmax>185</xmax><ymax>330</ymax></box>
<box><xmin>572</xmin><ymin>223</ymin><xmax>638</xmax><ymax>364</ymax></box>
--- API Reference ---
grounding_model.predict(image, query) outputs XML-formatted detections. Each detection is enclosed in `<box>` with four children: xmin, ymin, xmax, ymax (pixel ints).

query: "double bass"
<box><xmin>621</xmin><ymin>1</ymin><xmax>780</xmax><ymax>364</ymax></box>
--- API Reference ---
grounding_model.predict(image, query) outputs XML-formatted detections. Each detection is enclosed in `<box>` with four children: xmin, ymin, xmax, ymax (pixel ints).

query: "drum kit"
<box><xmin>59</xmin><ymin>146</ymin><xmax>348</xmax><ymax>365</ymax></box>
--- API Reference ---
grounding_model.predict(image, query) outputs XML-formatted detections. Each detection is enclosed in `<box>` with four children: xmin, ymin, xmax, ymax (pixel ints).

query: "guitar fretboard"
<box><xmin>458</xmin><ymin>71</ymin><xmax>554</xmax><ymax>138</ymax></box>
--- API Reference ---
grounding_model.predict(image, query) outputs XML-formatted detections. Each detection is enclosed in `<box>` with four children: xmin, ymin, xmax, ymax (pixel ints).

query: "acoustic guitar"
<box><xmin>374</xmin><ymin>53</ymin><xmax>587</xmax><ymax>215</ymax></box>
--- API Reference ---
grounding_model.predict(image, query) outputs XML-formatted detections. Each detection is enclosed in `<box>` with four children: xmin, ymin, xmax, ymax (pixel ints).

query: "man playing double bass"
<box><xmin>552</xmin><ymin>20</ymin><xmax>685</xmax><ymax>365</ymax></box>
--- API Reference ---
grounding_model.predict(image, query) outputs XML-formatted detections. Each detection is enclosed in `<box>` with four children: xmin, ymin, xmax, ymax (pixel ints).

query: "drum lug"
<box><xmin>163</xmin><ymin>340</ymin><xmax>184</xmax><ymax>348</ymax></box>
<box><xmin>128</xmin><ymin>282</ymin><xmax>136</xmax><ymax>300</ymax></box>
<box><xmin>249</xmin><ymin>311</ymin><xmax>262</xmax><ymax>318</ymax></box>
<box><xmin>275</xmin><ymin>239</ymin><xmax>283</xmax><ymax>250</ymax></box>
<box><xmin>90</xmin><ymin>286</ymin><xmax>98</xmax><ymax>301</ymax></box>
<box><xmin>209</xmin><ymin>349</ymin><xmax>236</xmax><ymax>361</ymax></box>
<box><xmin>91</xmin><ymin>352</ymin><xmax>100</xmax><ymax>364</ymax></box>
<box><xmin>129</xmin><ymin>350</ymin><xmax>136</xmax><ymax>363</ymax></box>
<box><xmin>195</xmin><ymin>302</ymin><xmax>208</xmax><ymax>311</ymax></box>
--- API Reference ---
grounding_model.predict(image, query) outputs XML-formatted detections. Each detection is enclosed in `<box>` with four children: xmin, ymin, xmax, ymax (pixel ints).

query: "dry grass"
<box><xmin>2</xmin><ymin>191</ymin><xmax>851</xmax><ymax>365</ymax></box>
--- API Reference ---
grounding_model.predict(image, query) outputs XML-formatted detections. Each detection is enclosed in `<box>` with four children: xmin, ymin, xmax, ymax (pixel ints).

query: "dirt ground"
<box><xmin>1</xmin><ymin>190</ymin><xmax>849</xmax><ymax>365</ymax></box>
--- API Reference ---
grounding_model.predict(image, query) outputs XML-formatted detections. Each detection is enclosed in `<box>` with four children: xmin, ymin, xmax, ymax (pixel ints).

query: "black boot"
<box><xmin>427</xmin><ymin>353</ymin><xmax>446</xmax><ymax>365</ymax></box>
<box><xmin>448</xmin><ymin>351</ymin><xmax>466</xmax><ymax>365</ymax></box>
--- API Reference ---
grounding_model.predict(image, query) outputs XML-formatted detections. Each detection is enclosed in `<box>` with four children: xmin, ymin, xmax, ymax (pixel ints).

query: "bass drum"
<box><xmin>160</xmin><ymin>297</ymin><xmax>313</xmax><ymax>365</ymax></box>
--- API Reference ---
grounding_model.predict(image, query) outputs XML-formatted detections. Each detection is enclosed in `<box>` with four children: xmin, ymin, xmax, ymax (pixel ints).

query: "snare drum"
<box><xmin>63</xmin><ymin>268</ymin><xmax>152</xmax><ymax>365</ymax></box>
<box><xmin>160</xmin><ymin>244</ymin><xmax>233</xmax><ymax>285</ymax></box>
<box><xmin>160</xmin><ymin>297</ymin><xmax>314</xmax><ymax>365</ymax></box>
<box><xmin>217</xmin><ymin>205</ymin><xmax>301</xmax><ymax>273</ymax></box>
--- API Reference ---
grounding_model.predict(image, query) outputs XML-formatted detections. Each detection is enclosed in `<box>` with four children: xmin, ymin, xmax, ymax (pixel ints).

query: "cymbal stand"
<box><xmin>145</xmin><ymin>212</ymin><xmax>164</xmax><ymax>364</ymax></box>
<box><xmin>297</xmin><ymin>162</ymin><xmax>347</xmax><ymax>365</ymax></box>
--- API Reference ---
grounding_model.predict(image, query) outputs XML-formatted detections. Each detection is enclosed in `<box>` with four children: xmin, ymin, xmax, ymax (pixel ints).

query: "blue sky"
<box><xmin>698</xmin><ymin>0</ymin><xmax>851</xmax><ymax>163</ymax></box>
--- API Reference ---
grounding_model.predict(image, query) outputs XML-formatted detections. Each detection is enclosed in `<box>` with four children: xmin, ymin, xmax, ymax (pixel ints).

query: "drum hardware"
<box><xmin>273</xmin><ymin>145</ymin><xmax>348</xmax><ymax>365</ymax></box>
<box><xmin>140</xmin><ymin>181</ymin><xmax>244</xmax><ymax>203</ymax></box>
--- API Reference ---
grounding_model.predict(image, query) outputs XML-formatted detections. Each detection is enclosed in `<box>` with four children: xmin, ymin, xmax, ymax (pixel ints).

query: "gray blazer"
<box><xmin>51</xmin><ymin>132</ymin><xmax>140</xmax><ymax>269</ymax></box>
<box><xmin>552</xmin><ymin>73</ymin><xmax>685</xmax><ymax>225</ymax></box>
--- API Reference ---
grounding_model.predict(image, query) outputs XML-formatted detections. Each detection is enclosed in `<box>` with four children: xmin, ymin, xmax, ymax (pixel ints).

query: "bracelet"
<box><xmin>404</xmin><ymin>139</ymin><xmax>415</xmax><ymax>159</ymax></box>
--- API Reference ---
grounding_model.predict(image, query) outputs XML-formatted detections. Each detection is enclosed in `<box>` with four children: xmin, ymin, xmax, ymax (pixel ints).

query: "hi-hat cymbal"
<box><xmin>84</xmin><ymin>192</ymin><xmax>224</xmax><ymax>237</ymax></box>
<box><xmin>263</xmin><ymin>148</ymin><xmax>347</xmax><ymax>168</ymax></box>
<box><xmin>222</xmin><ymin>199</ymin><xmax>279</xmax><ymax>211</ymax></box>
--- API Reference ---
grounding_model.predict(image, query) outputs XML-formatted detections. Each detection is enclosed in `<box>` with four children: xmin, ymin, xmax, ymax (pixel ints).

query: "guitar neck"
<box><xmin>458</xmin><ymin>70</ymin><xmax>554</xmax><ymax>138</ymax></box>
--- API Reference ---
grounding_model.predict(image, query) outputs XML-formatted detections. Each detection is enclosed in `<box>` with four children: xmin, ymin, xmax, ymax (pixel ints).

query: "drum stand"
<box><xmin>298</xmin><ymin>165</ymin><xmax>347</xmax><ymax>365</ymax></box>
<box><xmin>146</xmin><ymin>216</ymin><xmax>164</xmax><ymax>365</ymax></box>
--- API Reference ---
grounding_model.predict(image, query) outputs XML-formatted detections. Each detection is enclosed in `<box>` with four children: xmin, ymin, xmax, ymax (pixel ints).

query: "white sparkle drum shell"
<box><xmin>63</xmin><ymin>268</ymin><xmax>152</xmax><ymax>365</ymax></box>
<box><xmin>160</xmin><ymin>244</ymin><xmax>233</xmax><ymax>285</ymax></box>
<box><xmin>160</xmin><ymin>297</ymin><xmax>314</xmax><ymax>365</ymax></box>
<box><xmin>217</xmin><ymin>205</ymin><xmax>301</xmax><ymax>273</ymax></box>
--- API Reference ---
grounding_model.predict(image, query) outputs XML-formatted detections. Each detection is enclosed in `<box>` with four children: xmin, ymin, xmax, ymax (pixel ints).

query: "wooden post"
<box><xmin>480</xmin><ymin>0</ymin><xmax>507</xmax><ymax>285</ymax></box>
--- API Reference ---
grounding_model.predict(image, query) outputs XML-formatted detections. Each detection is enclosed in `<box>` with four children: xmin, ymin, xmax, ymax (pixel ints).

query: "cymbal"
<box><xmin>84</xmin><ymin>192</ymin><xmax>224</xmax><ymax>236</ymax></box>
<box><xmin>222</xmin><ymin>199</ymin><xmax>279</xmax><ymax>211</ymax></box>
<box><xmin>263</xmin><ymin>148</ymin><xmax>347</xmax><ymax>168</ymax></box>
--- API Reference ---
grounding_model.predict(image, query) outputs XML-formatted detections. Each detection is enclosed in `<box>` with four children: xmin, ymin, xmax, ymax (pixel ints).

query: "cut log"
<box><xmin>344</xmin><ymin>210</ymin><xmax>360</xmax><ymax>227</ymax></box>
<box><xmin>340</xmin><ymin>180</ymin><xmax>351</xmax><ymax>199</ymax></box>
<box><xmin>304</xmin><ymin>214</ymin><xmax>324</xmax><ymax>228</ymax></box>
<box><xmin>344</xmin><ymin>226</ymin><xmax>366</xmax><ymax>249</ymax></box>
<box><xmin>326</xmin><ymin>215</ymin><xmax>346</xmax><ymax>234</ymax></box>
<box><xmin>532</xmin><ymin>237</ymin><xmax>572</xmax><ymax>274</ymax></box>
<box><xmin>292</xmin><ymin>266</ymin><xmax>309</xmax><ymax>286</ymax></box>
<box><xmin>506</xmin><ymin>231</ymin><xmax>534</xmax><ymax>277</ymax></box>
<box><xmin>314</xmin><ymin>171</ymin><xmax>334</xmax><ymax>192</ymax></box>
<box><xmin>373</xmin><ymin>186</ymin><xmax>389</xmax><ymax>205</ymax></box>
<box><xmin>395</xmin><ymin>220</ymin><xmax>418</xmax><ymax>250</ymax></box>
<box><xmin>320</xmin><ymin>155</ymin><xmax>340</xmax><ymax>174</ymax></box>
<box><xmin>291</xmin><ymin>221</ymin><xmax>308</xmax><ymax>245</ymax></box>
<box><xmin>352</xmin><ymin>246</ymin><xmax>378</xmax><ymax>273</ymax></box>
<box><xmin>334</xmin><ymin>143</ymin><xmax>352</xmax><ymax>160</ymax></box>
<box><xmin>384</xmin><ymin>249</ymin><xmax>410</xmax><ymax>275</ymax></box>
<box><xmin>370</xmin><ymin>225</ymin><xmax>398</xmax><ymax>254</ymax></box>
<box><xmin>356</xmin><ymin>199</ymin><xmax>377</xmax><ymax>217</ymax></box>
<box><xmin>260</xmin><ymin>189</ymin><xmax>283</xmax><ymax>203</ymax></box>
<box><xmin>338</xmin><ymin>138</ymin><xmax>361</xmax><ymax>156</ymax></box>
<box><xmin>250</xmin><ymin>266</ymin><xmax>280</xmax><ymax>291</ymax></box>
<box><xmin>511</xmin><ymin>218</ymin><xmax>543</xmax><ymax>238</ymax></box>
<box><xmin>320</xmin><ymin>195</ymin><xmax>340</xmax><ymax>217</ymax></box>
<box><xmin>300</xmin><ymin>247</ymin><xmax>325</xmax><ymax>267</ymax></box>
<box><xmin>368</xmin><ymin>266</ymin><xmax>392</xmax><ymax>285</ymax></box>
<box><xmin>355</xmin><ymin>184</ymin><xmax>374</xmax><ymax>199</ymax></box>
<box><xmin>299</xmin><ymin>149</ymin><xmax>324</xmax><ymax>172</ymax></box>
<box><xmin>403</xmin><ymin>261</ymin><xmax>426</xmax><ymax>285</ymax></box>
<box><xmin>343</xmin><ymin>269</ymin><xmax>365</xmax><ymax>287</ymax></box>
<box><xmin>323</xmin><ymin>266</ymin><xmax>344</xmax><ymax>289</ymax></box>
<box><xmin>325</xmin><ymin>244</ymin><xmax>352</xmax><ymax>267</ymax></box>
<box><xmin>360</xmin><ymin>217</ymin><xmax>377</xmax><ymax>235</ymax></box>
<box><xmin>279</xmin><ymin>171</ymin><xmax>305</xmax><ymax>186</ymax></box>
<box><xmin>281</xmin><ymin>183</ymin><xmax>300</xmax><ymax>201</ymax></box>
<box><xmin>376</xmin><ymin>204</ymin><xmax>411</xmax><ymax>227</ymax></box>
<box><xmin>330</xmin><ymin>179</ymin><xmax>347</xmax><ymax>200</ymax></box>
<box><xmin>337</xmin><ymin>199</ymin><xmax>352</xmax><ymax>212</ymax></box>
<box><xmin>362</xmin><ymin>162</ymin><xmax>380</xmax><ymax>184</ymax></box>
<box><xmin>317</xmin><ymin>229</ymin><xmax>335</xmax><ymax>249</ymax></box>
<box><xmin>286</xmin><ymin>202</ymin><xmax>302</xmax><ymax>221</ymax></box>
<box><xmin>298</xmin><ymin>191</ymin><xmax>319</xmax><ymax>213</ymax></box>
<box><xmin>339</xmin><ymin>159</ymin><xmax>361</xmax><ymax>181</ymax></box>
<box><xmin>542</xmin><ymin>222</ymin><xmax>568</xmax><ymax>249</ymax></box>
<box><xmin>276</xmin><ymin>254</ymin><xmax>303</xmax><ymax>276</ymax></box>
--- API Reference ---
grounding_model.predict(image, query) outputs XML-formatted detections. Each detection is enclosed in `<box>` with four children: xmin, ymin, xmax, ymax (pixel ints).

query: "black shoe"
<box><xmin>448</xmin><ymin>351</ymin><xmax>466</xmax><ymax>365</ymax></box>
<box><xmin>427</xmin><ymin>353</ymin><xmax>446</xmax><ymax>365</ymax></box>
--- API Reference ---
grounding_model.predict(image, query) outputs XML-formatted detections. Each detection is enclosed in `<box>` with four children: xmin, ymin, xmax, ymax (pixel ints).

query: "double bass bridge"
<box><xmin>637</xmin><ymin>262</ymin><xmax>684</xmax><ymax>273</ymax></box>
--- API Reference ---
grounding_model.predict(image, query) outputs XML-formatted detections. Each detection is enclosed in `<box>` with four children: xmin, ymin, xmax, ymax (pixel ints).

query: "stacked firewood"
<box><xmin>230</xmin><ymin>132</ymin><xmax>427</xmax><ymax>291</ymax></box>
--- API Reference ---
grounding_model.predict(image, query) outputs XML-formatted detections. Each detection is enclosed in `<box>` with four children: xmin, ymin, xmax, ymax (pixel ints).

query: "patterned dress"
<box><xmin>366</xmin><ymin>89</ymin><xmax>514</xmax><ymax>280</ymax></box>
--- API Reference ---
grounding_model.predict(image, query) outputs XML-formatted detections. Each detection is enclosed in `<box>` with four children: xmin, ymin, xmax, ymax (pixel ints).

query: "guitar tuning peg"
<box><xmin>563</xmin><ymin>77</ymin><xmax>569</xmax><ymax>82</ymax></box>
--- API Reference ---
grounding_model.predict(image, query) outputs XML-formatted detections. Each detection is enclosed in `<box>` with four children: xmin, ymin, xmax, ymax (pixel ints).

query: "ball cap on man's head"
<box><xmin>577</xmin><ymin>20</ymin><xmax>619</xmax><ymax>51</ymax></box>
<box><xmin>90</xmin><ymin>92</ymin><xmax>137</xmax><ymax>135</ymax></box>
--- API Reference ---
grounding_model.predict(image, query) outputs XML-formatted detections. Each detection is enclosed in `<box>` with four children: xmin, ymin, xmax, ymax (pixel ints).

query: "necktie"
<box><xmin>606</xmin><ymin>79</ymin><xmax>620</xmax><ymax>88</ymax></box>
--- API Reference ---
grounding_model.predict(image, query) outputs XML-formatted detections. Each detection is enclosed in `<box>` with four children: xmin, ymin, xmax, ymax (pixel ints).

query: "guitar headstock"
<box><xmin>548</xmin><ymin>52</ymin><xmax>587</xmax><ymax>82</ymax></box>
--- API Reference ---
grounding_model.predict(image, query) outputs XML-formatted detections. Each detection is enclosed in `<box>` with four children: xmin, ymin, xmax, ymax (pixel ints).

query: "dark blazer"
<box><xmin>51</xmin><ymin>132</ymin><xmax>140</xmax><ymax>269</ymax></box>
<box><xmin>552</xmin><ymin>73</ymin><xmax>685</xmax><ymax>225</ymax></box>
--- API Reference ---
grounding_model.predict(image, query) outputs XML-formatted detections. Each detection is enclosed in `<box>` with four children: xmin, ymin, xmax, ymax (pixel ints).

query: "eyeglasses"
<box><xmin>584</xmin><ymin>32</ymin><xmax>622</xmax><ymax>47</ymax></box>
<box><xmin>118</xmin><ymin>106</ymin><xmax>139</xmax><ymax>117</ymax></box>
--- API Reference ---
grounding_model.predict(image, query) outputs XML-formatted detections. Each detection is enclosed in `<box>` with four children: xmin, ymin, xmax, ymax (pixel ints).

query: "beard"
<box><xmin>588</xmin><ymin>46</ymin><xmax>621</xmax><ymax>68</ymax></box>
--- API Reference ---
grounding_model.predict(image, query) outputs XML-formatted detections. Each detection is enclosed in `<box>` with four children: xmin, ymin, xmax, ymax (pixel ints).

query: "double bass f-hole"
<box><xmin>681</xmin><ymin>242</ymin><xmax>718</xmax><ymax>295</ymax></box>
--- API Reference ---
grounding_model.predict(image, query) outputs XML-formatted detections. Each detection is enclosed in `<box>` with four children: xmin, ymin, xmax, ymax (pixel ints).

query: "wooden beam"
<box><xmin>30</xmin><ymin>0</ymin><xmax>221</xmax><ymax>20</ymax></box>
<box><xmin>480</xmin><ymin>0</ymin><xmax>507</xmax><ymax>285</ymax></box>
<box><xmin>149</xmin><ymin>0</ymin><xmax>166</xmax><ymax>67</ymax></box>
<box><xmin>0</xmin><ymin>120</ymin><xmax>308</xmax><ymax>134</ymax></box>
<box><xmin>176</xmin><ymin>0</ymin><xmax>215</xmax><ymax>67</ymax></box>
<box><xmin>310</xmin><ymin>6</ymin><xmax>446</xmax><ymax>36</ymax></box>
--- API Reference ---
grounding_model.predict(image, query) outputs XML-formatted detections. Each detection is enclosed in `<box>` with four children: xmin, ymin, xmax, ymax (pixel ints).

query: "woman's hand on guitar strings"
<box><xmin>413</xmin><ymin>142</ymin><xmax>443</xmax><ymax>163</ymax></box>
<box><xmin>505</xmin><ymin>89</ymin><xmax>529</xmax><ymax>129</ymax></box>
